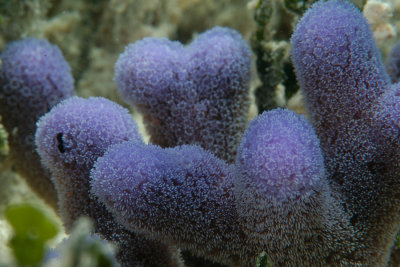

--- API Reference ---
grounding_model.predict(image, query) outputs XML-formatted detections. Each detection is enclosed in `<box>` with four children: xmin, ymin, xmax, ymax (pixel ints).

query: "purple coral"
<box><xmin>235</xmin><ymin>108</ymin><xmax>356</xmax><ymax>265</ymax></box>
<box><xmin>0</xmin><ymin>38</ymin><xmax>75</xmax><ymax>209</ymax></box>
<box><xmin>90</xmin><ymin>109</ymin><xmax>357</xmax><ymax>266</ymax></box>
<box><xmin>386</xmin><ymin>42</ymin><xmax>400</xmax><ymax>83</ymax></box>
<box><xmin>36</xmin><ymin>96</ymin><xmax>142</xmax><ymax>189</ymax></box>
<box><xmin>91</xmin><ymin>0</ymin><xmax>400</xmax><ymax>265</ymax></box>
<box><xmin>114</xmin><ymin>26</ymin><xmax>252</xmax><ymax>163</ymax></box>
<box><xmin>291</xmin><ymin>0</ymin><xmax>389</xmax><ymax>169</ymax></box>
<box><xmin>5</xmin><ymin>0</ymin><xmax>399</xmax><ymax>265</ymax></box>
<box><xmin>35</xmin><ymin>97</ymin><xmax>182</xmax><ymax>267</ymax></box>
<box><xmin>235</xmin><ymin>108</ymin><xmax>323</xmax><ymax>202</ymax></box>
<box><xmin>91</xmin><ymin>142</ymin><xmax>248</xmax><ymax>266</ymax></box>
<box><xmin>292</xmin><ymin>0</ymin><xmax>400</xmax><ymax>264</ymax></box>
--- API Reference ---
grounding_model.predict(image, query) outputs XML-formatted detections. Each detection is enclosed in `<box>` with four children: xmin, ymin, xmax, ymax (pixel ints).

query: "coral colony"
<box><xmin>1</xmin><ymin>0</ymin><xmax>400</xmax><ymax>266</ymax></box>
<box><xmin>291</xmin><ymin>0</ymin><xmax>400</xmax><ymax>265</ymax></box>
<box><xmin>35</xmin><ymin>97</ymin><xmax>183</xmax><ymax>266</ymax></box>
<box><xmin>0</xmin><ymin>38</ymin><xmax>75</xmax><ymax>210</ymax></box>
<box><xmin>115</xmin><ymin>26</ymin><xmax>252</xmax><ymax>163</ymax></box>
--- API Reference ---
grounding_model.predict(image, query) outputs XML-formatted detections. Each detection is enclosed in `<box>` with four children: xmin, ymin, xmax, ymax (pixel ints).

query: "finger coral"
<box><xmin>114</xmin><ymin>26</ymin><xmax>252</xmax><ymax>163</ymax></box>
<box><xmin>92</xmin><ymin>0</ymin><xmax>400</xmax><ymax>266</ymax></box>
<box><xmin>35</xmin><ymin>97</ymin><xmax>183</xmax><ymax>267</ymax></box>
<box><xmin>90</xmin><ymin>141</ymin><xmax>247</xmax><ymax>266</ymax></box>
<box><xmin>235</xmin><ymin>108</ymin><xmax>357</xmax><ymax>265</ymax></box>
<box><xmin>291</xmin><ymin>0</ymin><xmax>400</xmax><ymax>265</ymax></box>
<box><xmin>0</xmin><ymin>38</ymin><xmax>75</xmax><ymax>209</ymax></box>
<box><xmin>7</xmin><ymin>0</ymin><xmax>400</xmax><ymax>265</ymax></box>
<box><xmin>35</xmin><ymin>97</ymin><xmax>142</xmax><ymax>228</ymax></box>
<box><xmin>90</xmin><ymin>109</ymin><xmax>357</xmax><ymax>266</ymax></box>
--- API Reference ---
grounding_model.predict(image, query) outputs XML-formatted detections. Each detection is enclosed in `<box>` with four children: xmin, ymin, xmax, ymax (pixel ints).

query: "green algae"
<box><xmin>5</xmin><ymin>203</ymin><xmax>59</xmax><ymax>267</ymax></box>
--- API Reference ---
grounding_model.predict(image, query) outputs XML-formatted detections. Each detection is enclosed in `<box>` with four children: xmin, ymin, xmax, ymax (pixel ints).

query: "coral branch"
<box><xmin>0</xmin><ymin>38</ymin><xmax>75</xmax><ymax>209</ymax></box>
<box><xmin>35</xmin><ymin>97</ymin><xmax>182</xmax><ymax>267</ymax></box>
<box><xmin>114</xmin><ymin>26</ymin><xmax>252</xmax><ymax>163</ymax></box>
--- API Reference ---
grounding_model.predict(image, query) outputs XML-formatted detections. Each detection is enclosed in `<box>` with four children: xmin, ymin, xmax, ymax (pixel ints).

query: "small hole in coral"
<box><xmin>56</xmin><ymin>133</ymin><xmax>65</xmax><ymax>153</ymax></box>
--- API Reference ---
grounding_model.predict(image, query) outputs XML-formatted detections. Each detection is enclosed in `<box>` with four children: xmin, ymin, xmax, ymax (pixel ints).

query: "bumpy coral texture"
<box><xmin>291</xmin><ymin>0</ymin><xmax>400</xmax><ymax>265</ymax></box>
<box><xmin>36</xmin><ymin>96</ymin><xmax>141</xmax><ymax>185</ymax></box>
<box><xmin>91</xmin><ymin>142</ymin><xmax>250</xmax><ymax>266</ymax></box>
<box><xmin>291</xmin><ymin>0</ymin><xmax>390</xmax><ymax>168</ymax></box>
<box><xmin>235</xmin><ymin>108</ymin><xmax>357</xmax><ymax>266</ymax></box>
<box><xmin>114</xmin><ymin>26</ymin><xmax>252</xmax><ymax>163</ymax></box>
<box><xmin>91</xmin><ymin>1</ymin><xmax>400</xmax><ymax>265</ymax></box>
<box><xmin>386</xmin><ymin>42</ymin><xmax>400</xmax><ymax>83</ymax></box>
<box><xmin>0</xmin><ymin>38</ymin><xmax>75</xmax><ymax>209</ymax></box>
<box><xmin>8</xmin><ymin>0</ymin><xmax>399</xmax><ymax>265</ymax></box>
<box><xmin>35</xmin><ymin>97</ymin><xmax>182</xmax><ymax>267</ymax></box>
<box><xmin>235</xmin><ymin>108</ymin><xmax>323</xmax><ymax>202</ymax></box>
<box><xmin>91</xmin><ymin>109</ymin><xmax>357</xmax><ymax>266</ymax></box>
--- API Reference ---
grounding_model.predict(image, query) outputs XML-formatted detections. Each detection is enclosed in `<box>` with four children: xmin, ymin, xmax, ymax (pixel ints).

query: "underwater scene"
<box><xmin>2</xmin><ymin>0</ymin><xmax>400</xmax><ymax>266</ymax></box>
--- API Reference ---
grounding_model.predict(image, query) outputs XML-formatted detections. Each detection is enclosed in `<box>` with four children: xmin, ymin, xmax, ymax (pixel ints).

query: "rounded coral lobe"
<box><xmin>114</xmin><ymin>26</ymin><xmax>252</xmax><ymax>163</ymax></box>
<box><xmin>0</xmin><ymin>37</ymin><xmax>75</xmax><ymax>209</ymax></box>
<box><xmin>35</xmin><ymin>96</ymin><xmax>142</xmax><ymax>173</ymax></box>
<box><xmin>0</xmin><ymin>38</ymin><xmax>75</xmax><ymax>129</ymax></box>
<box><xmin>235</xmin><ymin>108</ymin><xmax>325</xmax><ymax>202</ymax></box>
<box><xmin>290</xmin><ymin>0</ymin><xmax>389</xmax><ymax>169</ymax></box>
<box><xmin>91</xmin><ymin>141</ymin><xmax>235</xmax><ymax>230</ymax></box>
<box><xmin>90</xmin><ymin>141</ymin><xmax>242</xmax><ymax>265</ymax></box>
